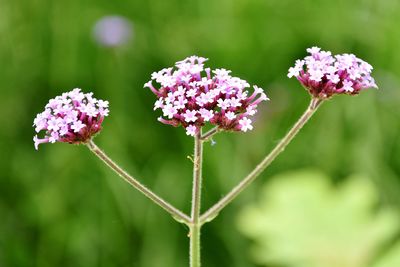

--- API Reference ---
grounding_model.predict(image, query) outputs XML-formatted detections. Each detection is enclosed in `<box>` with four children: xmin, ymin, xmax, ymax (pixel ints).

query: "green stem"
<box><xmin>200</xmin><ymin>97</ymin><xmax>323</xmax><ymax>224</ymax></box>
<box><xmin>190</xmin><ymin>131</ymin><xmax>203</xmax><ymax>267</ymax></box>
<box><xmin>87</xmin><ymin>140</ymin><xmax>191</xmax><ymax>225</ymax></box>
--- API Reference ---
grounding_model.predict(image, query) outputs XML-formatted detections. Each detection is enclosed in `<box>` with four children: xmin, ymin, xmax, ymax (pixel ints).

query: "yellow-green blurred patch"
<box><xmin>237</xmin><ymin>170</ymin><xmax>399</xmax><ymax>267</ymax></box>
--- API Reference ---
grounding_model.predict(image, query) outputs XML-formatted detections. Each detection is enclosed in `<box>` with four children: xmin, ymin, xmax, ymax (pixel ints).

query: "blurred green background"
<box><xmin>1</xmin><ymin>0</ymin><xmax>400</xmax><ymax>266</ymax></box>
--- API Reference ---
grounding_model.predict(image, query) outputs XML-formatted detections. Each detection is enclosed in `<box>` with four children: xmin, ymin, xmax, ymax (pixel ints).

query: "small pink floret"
<box><xmin>239</xmin><ymin>117</ymin><xmax>253</xmax><ymax>132</ymax></box>
<box><xmin>186</xmin><ymin>125</ymin><xmax>197</xmax><ymax>136</ymax></box>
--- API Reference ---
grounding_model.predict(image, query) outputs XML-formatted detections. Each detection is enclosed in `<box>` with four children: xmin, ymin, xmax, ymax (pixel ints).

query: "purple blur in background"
<box><xmin>93</xmin><ymin>15</ymin><xmax>133</xmax><ymax>47</ymax></box>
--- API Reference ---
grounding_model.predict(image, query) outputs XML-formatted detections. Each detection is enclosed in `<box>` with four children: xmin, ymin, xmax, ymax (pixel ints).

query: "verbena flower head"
<box><xmin>33</xmin><ymin>88</ymin><xmax>109</xmax><ymax>150</ymax></box>
<box><xmin>145</xmin><ymin>56</ymin><xmax>268</xmax><ymax>136</ymax></box>
<box><xmin>288</xmin><ymin>46</ymin><xmax>377</xmax><ymax>99</ymax></box>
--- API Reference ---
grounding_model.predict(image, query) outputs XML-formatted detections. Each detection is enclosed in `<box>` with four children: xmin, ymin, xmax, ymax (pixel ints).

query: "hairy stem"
<box><xmin>200</xmin><ymin>98</ymin><xmax>323</xmax><ymax>224</ymax></box>
<box><xmin>190</xmin><ymin>131</ymin><xmax>203</xmax><ymax>267</ymax></box>
<box><xmin>87</xmin><ymin>140</ymin><xmax>191</xmax><ymax>225</ymax></box>
<box><xmin>200</xmin><ymin>126</ymin><xmax>220</xmax><ymax>142</ymax></box>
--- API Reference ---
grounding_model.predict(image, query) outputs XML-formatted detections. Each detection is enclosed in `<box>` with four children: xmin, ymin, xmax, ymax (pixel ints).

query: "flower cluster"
<box><xmin>144</xmin><ymin>56</ymin><xmax>268</xmax><ymax>136</ymax></box>
<box><xmin>33</xmin><ymin>88</ymin><xmax>109</xmax><ymax>150</ymax></box>
<box><xmin>288</xmin><ymin>47</ymin><xmax>377</xmax><ymax>98</ymax></box>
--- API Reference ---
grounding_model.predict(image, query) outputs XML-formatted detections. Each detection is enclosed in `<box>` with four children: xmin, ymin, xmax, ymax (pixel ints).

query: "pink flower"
<box><xmin>71</xmin><ymin>120</ymin><xmax>86</xmax><ymax>133</ymax></box>
<box><xmin>217</xmin><ymin>99</ymin><xmax>231</xmax><ymax>110</ymax></box>
<box><xmin>186</xmin><ymin>125</ymin><xmax>198</xmax><ymax>136</ymax></box>
<box><xmin>199</xmin><ymin>108</ymin><xmax>214</xmax><ymax>122</ymax></box>
<box><xmin>287</xmin><ymin>60</ymin><xmax>305</xmax><ymax>78</ymax></box>
<box><xmin>33</xmin><ymin>88</ymin><xmax>109</xmax><ymax>150</ymax></box>
<box><xmin>239</xmin><ymin>117</ymin><xmax>253</xmax><ymax>132</ymax></box>
<box><xmin>154</xmin><ymin>99</ymin><xmax>164</xmax><ymax>110</ymax></box>
<box><xmin>226</xmin><ymin>111</ymin><xmax>236</xmax><ymax>121</ymax></box>
<box><xmin>145</xmin><ymin>56</ymin><xmax>268</xmax><ymax>135</ymax></box>
<box><xmin>288</xmin><ymin>47</ymin><xmax>377</xmax><ymax>98</ymax></box>
<box><xmin>162</xmin><ymin>104</ymin><xmax>177</xmax><ymax>119</ymax></box>
<box><xmin>342</xmin><ymin>80</ymin><xmax>354</xmax><ymax>92</ymax></box>
<box><xmin>183</xmin><ymin>110</ymin><xmax>198</xmax><ymax>122</ymax></box>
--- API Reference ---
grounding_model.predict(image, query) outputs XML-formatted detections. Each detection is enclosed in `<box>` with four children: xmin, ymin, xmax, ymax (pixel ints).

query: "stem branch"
<box><xmin>200</xmin><ymin>98</ymin><xmax>323</xmax><ymax>224</ymax></box>
<box><xmin>200</xmin><ymin>127</ymin><xmax>220</xmax><ymax>142</ymax></box>
<box><xmin>87</xmin><ymin>140</ymin><xmax>191</xmax><ymax>225</ymax></box>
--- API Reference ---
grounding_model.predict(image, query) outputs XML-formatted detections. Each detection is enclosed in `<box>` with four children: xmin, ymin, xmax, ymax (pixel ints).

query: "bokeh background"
<box><xmin>1</xmin><ymin>0</ymin><xmax>400</xmax><ymax>266</ymax></box>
